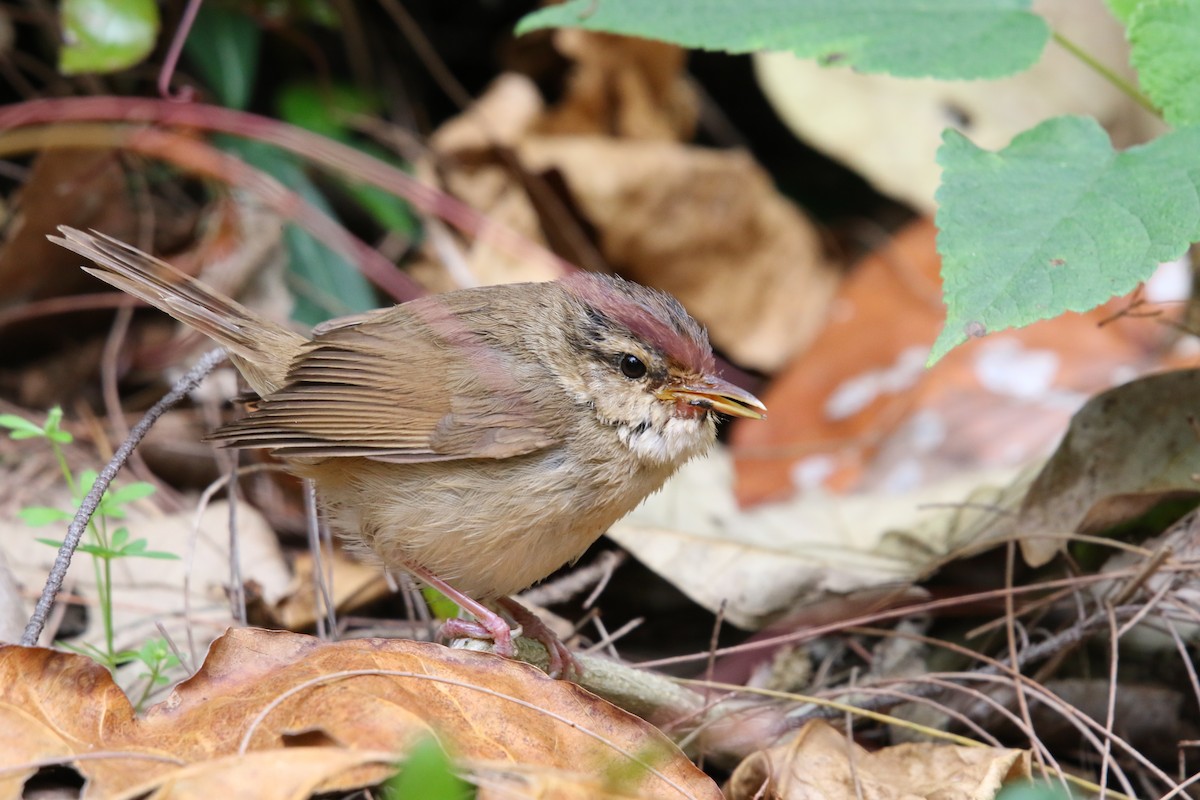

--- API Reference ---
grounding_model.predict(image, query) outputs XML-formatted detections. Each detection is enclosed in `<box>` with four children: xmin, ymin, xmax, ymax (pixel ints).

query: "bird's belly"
<box><xmin>301</xmin><ymin>451</ymin><xmax>673</xmax><ymax>599</ymax></box>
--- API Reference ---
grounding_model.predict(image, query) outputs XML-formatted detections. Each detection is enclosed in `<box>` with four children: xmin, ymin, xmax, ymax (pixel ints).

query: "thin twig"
<box><xmin>21</xmin><ymin>349</ymin><xmax>227</xmax><ymax>646</ymax></box>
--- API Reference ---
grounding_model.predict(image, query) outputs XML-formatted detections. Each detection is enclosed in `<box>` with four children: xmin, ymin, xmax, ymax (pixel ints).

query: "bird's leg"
<box><xmin>496</xmin><ymin>596</ymin><xmax>581</xmax><ymax>680</ymax></box>
<box><xmin>404</xmin><ymin>563</ymin><xmax>578</xmax><ymax>678</ymax></box>
<box><xmin>404</xmin><ymin>563</ymin><xmax>516</xmax><ymax>657</ymax></box>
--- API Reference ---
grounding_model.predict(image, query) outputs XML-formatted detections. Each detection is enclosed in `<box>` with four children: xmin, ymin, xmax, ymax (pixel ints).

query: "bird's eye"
<box><xmin>619</xmin><ymin>353</ymin><xmax>647</xmax><ymax>379</ymax></box>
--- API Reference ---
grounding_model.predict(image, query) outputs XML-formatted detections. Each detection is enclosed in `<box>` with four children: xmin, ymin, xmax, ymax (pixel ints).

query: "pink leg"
<box><xmin>405</xmin><ymin>563</ymin><xmax>515</xmax><ymax>658</ymax></box>
<box><xmin>497</xmin><ymin>596</ymin><xmax>581</xmax><ymax>679</ymax></box>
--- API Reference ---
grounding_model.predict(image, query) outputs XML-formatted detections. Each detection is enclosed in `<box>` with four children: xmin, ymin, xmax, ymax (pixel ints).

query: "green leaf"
<box><xmin>931</xmin><ymin>116</ymin><xmax>1200</xmax><ymax>362</ymax></box>
<box><xmin>277</xmin><ymin>83</ymin><xmax>378</xmax><ymax>140</ymax></box>
<box><xmin>421</xmin><ymin>587</ymin><xmax>461</xmax><ymax>621</ymax></box>
<box><xmin>277</xmin><ymin>84</ymin><xmax>419</xmax><ymax>237</ymax></box>
<box><xmin>21</xmin><ymin>506</ymin><xmax>72</xmax><ymax>526</ymax></box>
<box><xmin>43</xmin><ymin>406</ymin><xmax>73</xmax><ymax>443</ymax></box>
<box><xmin>516</xmin><ymin>0</ymin><xmax>1049</xmax><ymax>79</ymax></box>
<box><xmin>996</xmin><ymin>782</ymin><xmax>1072</xmax><ymax>800</ymax></box>
<box><xmin>218</xmin><ymin>137</ymin><xmax>379</xmax><ymax>325</ymax></box>
<box><xmin>108</xmin><ymin>482</ymin><xmax>157</xmax><ymax>505</ymax></box>
<box><xmin>1128</xmin><ymin>0</ymin><xmax>1200</xmax><ymax>126</ymax></box>
<box><xmin>75</xmin><ymin>542</ymin><xmax>118</xmax><ymax>558</ymax></box>
<box><xmin>383</xmin><ymin>737</ymin><xmax>471</xmax><ymax>800</ymax></box>
<box><xmin>0</xmin><ymin>414</ymin><xmax>44</xmax><ymax>437</ymax></box>
<box><xmin>1104</xmin><ymin>0</ymin><xmax>1146</xmax><ymax>24</ymax></box>
<box><xmin>183</xmin><ymin>3</ymin><xmax>261</xmax><ymax>110</ymax></box>
<box><xmin>110</xmin><ymin>527</ymin><xmax>129</xmax><ymax>551</ymax></box>
<box><xmin>59</xmin><ymin>0</ymin><xmax>160</xmax><ymax>75</ymax></box>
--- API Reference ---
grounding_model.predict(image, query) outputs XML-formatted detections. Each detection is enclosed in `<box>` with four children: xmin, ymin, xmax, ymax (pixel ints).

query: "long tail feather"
<box><xmin>51</xmin><ymin>227</ymin><xmax>305</xmax><ymax>393</ymax></box>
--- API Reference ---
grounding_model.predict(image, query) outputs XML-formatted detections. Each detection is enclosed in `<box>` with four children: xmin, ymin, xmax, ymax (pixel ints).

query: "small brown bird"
<box><xmin>53</xmin><ymin>227</ymin><xmax>765</xmax><ymax>677</ymax></box>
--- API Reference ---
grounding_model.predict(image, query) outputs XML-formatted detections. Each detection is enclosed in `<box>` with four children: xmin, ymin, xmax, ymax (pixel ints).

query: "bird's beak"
<box><xmin>657</xmin><ymin>375</ymin><xmax>767</xmax><ymax>419</ymax></box>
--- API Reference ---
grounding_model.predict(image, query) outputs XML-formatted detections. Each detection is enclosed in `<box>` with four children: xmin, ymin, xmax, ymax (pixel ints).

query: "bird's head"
<box><xmin>553</xmin><ymin>273</ymin><xmax>765</xmax><ymax>466</ymax></box>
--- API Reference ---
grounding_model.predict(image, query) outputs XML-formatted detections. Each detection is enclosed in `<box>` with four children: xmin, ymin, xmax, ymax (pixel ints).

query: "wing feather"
<box><xmin>207</xmin><ymin>287</ymin><xmax>564</xmax><ymax>461</ymax></box>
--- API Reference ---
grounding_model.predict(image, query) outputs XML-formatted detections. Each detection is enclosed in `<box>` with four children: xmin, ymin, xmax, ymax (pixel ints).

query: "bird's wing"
<box><xmin>208</xmin><ymin>290</ymin><xmax>563</xmax><ymax>462</ymax></box>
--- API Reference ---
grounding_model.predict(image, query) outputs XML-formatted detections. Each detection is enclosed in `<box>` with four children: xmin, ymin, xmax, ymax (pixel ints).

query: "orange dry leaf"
<box><xmin>732</xmin><ymin>216</ymin><xmax>1189</xmax><ymax>506</ymax></box>
<box><xmin>0</xmin><ymin>628</ymin><xmax>720</xmax><ymax>799</ymax></box>
<box><xmin>725</xmin><ymin>720</ymin><xmax>1030</xmax><ymax>800</ymax></box>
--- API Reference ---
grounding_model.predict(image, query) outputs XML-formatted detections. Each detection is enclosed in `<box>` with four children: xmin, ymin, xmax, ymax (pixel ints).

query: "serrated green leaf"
<box><xmin>0</xmin><ymin>414</ymin><xmax>44</xmax><ymax>436</ymax></box>
<box><xmin>183</xmin><ymin>3</ymin><xmax>261</xmax><ymax>110</ymax></box>
<box><xmin>21</xmin><ymin>506</ymin><xmax>72</xmax><ymax>526</ymax></box>
<box><xmin>517</xmin><ymin>0</ymin><xmax>1049</xmax><ymax>79</ymax></box>
<box><xmin>1129</xmin><ymin>0</ymin><xmax>1200</xmax><ymax>126</ymax></box>
<box><xmin>932</xmin><ymin>116</ymin><xmax>1200</xmax><ymax>362</ymax></box>
<box><xmin>1104</xmin><ymin>0</ymin><xmax>1146</xmax><ymax>24</ymax></box>
<box><xmin>59</xmin><ymin>0</ymin><xmax>159</xmax><ymax>75</ymax></box>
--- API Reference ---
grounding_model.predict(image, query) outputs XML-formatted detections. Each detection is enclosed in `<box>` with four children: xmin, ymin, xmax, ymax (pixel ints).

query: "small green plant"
<box><xmin>129</xmin><ymin>637</ymin><xmax>182</xmax><ymax>713</ymax></box>
<box><xmin>382</xmin><ymin>737</ymin><xmax>473</xmax><ymax>800</ymax></box>
<box><xmin>0</xmin><ymin>407</ymin><xmax>178</xmax><ymax>672</ymax></box>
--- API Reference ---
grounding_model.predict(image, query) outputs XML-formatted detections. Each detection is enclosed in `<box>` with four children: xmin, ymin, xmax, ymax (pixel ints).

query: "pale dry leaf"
<box><xmin>725</xmin><ymin>720</ymin><xmax>1030</xmax><ymax>800</ymax></box>
<box><xmin>6</xmin><ymin>498</ymin><xmax>291</xmax><ymax>667</ymax></box>
<box><xmin>0</xmin><ymin>549</ymin><xmax>24</xmax><ymax>643</ymax></box>
<box><xmin>753</xmin><ymin>0</ymin><xmax>1164</xmax><ymax>213</ymax></box>
<box><xmin>606</xmin><ymin>446</ymin><xmax>1025</xmax><ymax>629</ymax></box>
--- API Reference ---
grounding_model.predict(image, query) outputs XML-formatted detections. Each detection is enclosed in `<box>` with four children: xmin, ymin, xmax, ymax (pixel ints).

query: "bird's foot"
<box><xmin>497</xmin><ymin>597</ymin><xmax>581</xmax><ymax>680</ymax></box>
<box><xmin>439</xmin><ymin>614</ymin><xmax>515</xmax><ymax>658</ymax></box>
<box><xmin>406</xmin><ymin>561</ymin><xmax>578</xmax><ymax>678</ymax></box>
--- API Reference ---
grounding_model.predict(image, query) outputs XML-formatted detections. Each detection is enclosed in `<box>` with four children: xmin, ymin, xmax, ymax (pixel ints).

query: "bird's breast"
<box><xmin>303</xmin><ymin>440</ymin><xmax>680</xmax><ymax>599</ymax></box>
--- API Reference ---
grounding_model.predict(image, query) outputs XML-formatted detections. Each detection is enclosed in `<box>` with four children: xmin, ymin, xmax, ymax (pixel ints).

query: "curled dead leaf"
<box><xmin>726</xmin><ymin>720</ymin><xmax>1030</xmax><ymax>800</ymax></box>
<box><xmin>0</xmin><ymin>628</ymin><xmax>720</xmax><ymax>799</ymax></box>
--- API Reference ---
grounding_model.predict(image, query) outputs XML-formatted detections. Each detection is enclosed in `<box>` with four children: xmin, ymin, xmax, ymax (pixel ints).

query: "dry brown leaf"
<box><xmin>536</xmin><ymin>30</ymin><xmax>698</xmax><ymax>140</ymax></box>
<box><xmin>0</xmin><ymin>628</ymin><xmax>720</xmax><ymax>799</ymax></box>
<box><xmin>0</xmin><ymin>149</ymin><xmax>136</xmax><ymax>308</ymax></box>
<box><xmin>1017</xmin><ymin>369</ymin><xmax>1200</xmax><ymax>566</ymax></box>
<box><xmin>726</xmin><ymin>720</ymin><xmax>1030</xmax><ymax>800</ymax></box>
<box><xmin>270</xmin><ymin>549</ymin><xmax>390</xmax><ymax>631</ymax></box>
<box><xmin>110</xmin><ymin>749</ymin><xmax>400</xmax><ymax>800</ymax></box>
<box><xmin>417</xmin><ymin>69</ymin><xmax>838</xmax><ymax>372</ymax></box>
<box><xmin>514</xmin><ymin>136</ymin><xmax>838</xmax><ymax>371</ymax></box>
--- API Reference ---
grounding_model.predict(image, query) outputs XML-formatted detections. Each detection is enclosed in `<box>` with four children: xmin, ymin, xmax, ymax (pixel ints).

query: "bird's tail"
<box><xmin>51</xmin><ymin>226</ymin><xmax>305</xmax><ymax>394</ymax></box>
